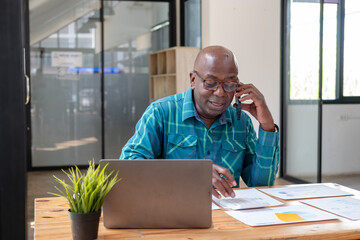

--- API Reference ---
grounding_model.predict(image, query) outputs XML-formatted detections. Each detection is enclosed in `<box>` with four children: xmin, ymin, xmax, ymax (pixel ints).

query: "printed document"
<box><xmin>226</xmin><ymin>204</ymin><xmax>338</xmax><ymax>226</ymax></box>
<box><xmin>301</xmin><ymin>196</ymin><xmax>360</xmax><ymax>221</ymax></box>
<box><xmin>259</xmin><ymin>184</ymin><xmax>352</xmax><ymax>200</ymax></box>
<box><xmin>212</xmin><ymin>188</ymin><xmax>283</xmax><ymax>210</ymax></box>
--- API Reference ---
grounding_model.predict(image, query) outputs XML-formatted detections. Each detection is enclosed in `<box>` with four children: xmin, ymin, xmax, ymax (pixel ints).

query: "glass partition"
<box><xmin>103</xmin><ymin>1</ymin><xmax>170</xmax><ymax>158</ymax></box>
<box><xmin>30</xmin><ymin>1</ymin><xmax>102</xmax><ymax>166</ymax></box>
<box><xmin>29</xmin><ymin>0</ymin><xmax>172</xmax><ymax>166</ymax></box>
<box><xmin>184</xmin><ymin>0</ymin><xmax>201</xmax><ymax>48</ymax></box>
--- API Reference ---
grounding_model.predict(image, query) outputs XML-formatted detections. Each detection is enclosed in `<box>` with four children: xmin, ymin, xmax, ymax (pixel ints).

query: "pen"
<box><xmin>219</xmin><ymin>173</ymin><xmax>236</xmax><ymax>198</ymax></box>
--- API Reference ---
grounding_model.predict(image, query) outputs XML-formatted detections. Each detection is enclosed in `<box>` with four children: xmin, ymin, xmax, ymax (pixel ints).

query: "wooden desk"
<box><xmin>34</xmin><ymin>183</ymin><xmax>360</xmax><ymax>239</ymax></box>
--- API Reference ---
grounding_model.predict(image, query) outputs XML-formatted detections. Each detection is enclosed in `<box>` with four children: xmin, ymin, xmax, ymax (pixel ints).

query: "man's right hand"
<box><xmin>212</xmin><ymin>164</ymin><xmax>237</xmax><ymax>199</ymax></box>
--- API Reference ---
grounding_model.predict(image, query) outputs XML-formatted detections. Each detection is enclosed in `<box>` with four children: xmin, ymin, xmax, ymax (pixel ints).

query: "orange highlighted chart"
<box><xmin>275</xmin><ymin>212</ymin><xmax>306</xmax><ymax>222</ymax></box>
<box><xmin>226</xmin><ymin>204</ymin><xmax>338</xmax><ymax>226</ymax></box>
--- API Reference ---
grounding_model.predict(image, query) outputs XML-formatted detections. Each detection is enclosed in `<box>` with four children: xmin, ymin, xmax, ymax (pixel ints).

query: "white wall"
<box><xmin>201</xmin><ymin>0</ymin><xmax>281</xmax><ymax>127</ymax></box>
<box><xmin>322</xmin><ymin>105</ymin><xmax>360</xmax><ymax>175</ymax></box>
<box><xmin>286</xmin><ymin>105</ymin><xmax>319</xmax><ymax>177</ymax></box>
<box><xmin>280</xmin><ymin>104</ymin><xmax>360</xmax><ymax>177</ymax></box>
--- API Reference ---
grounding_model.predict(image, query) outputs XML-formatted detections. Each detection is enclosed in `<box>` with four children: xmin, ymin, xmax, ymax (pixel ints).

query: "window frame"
<box><xmin>285</xmin><ymin>0</ymin><xmax>360</xmax><ymax>105</ymax></box>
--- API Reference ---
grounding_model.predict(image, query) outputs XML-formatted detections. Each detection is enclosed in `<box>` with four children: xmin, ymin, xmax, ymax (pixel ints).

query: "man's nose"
<box><xmin>213</xmin><ymin>83</ymin><xmax>227</xmax><ymax>97</ymax></box>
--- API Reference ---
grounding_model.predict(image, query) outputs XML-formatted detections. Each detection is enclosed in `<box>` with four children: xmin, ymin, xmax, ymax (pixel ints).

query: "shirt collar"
<box><xmin>182</xmin><ymin>88</ymin><xmax>231</xmax><ymax>126</ymax></box>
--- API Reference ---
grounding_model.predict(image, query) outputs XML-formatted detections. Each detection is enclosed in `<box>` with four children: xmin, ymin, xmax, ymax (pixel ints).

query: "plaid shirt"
<box><xmin>120</xmin><ymin>88</ymin><xmax>279</xmax><ymax>187</ymax></box>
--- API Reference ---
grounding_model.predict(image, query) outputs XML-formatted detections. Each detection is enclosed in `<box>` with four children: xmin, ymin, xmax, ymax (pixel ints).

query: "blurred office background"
<box><xmin>1</xmin><ymin>0</ymin><xmax>360</xmax><ymax>239</ymax></box>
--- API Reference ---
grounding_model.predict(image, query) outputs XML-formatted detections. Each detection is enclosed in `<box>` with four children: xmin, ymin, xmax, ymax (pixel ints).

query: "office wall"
<box><xmin>286</xmin><ymin>105</ymin><xmax>319</xmax><ymax>177</ymax></box>
<box><xmin>277</xmin><ymin>104</ymin><xmax>360</xmax><ymax>176</ymax></box>
<box><xmin>322</xmin><ymin>104</ymin><xmax>360</xmax><ymax>175</ymax></box>
<box><xmin>201</xmin><ymin>0</ymin><xmax>281</xmax><ymax>129</ymax></box>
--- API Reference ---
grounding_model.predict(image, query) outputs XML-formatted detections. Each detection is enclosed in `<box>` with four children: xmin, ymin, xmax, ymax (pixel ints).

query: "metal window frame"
<box><xmin>281</xmin><ymin>0</ymin><xmax>325</xmax><ymax>183</ymax></box>
<box><xmin>285</xmin><ymin>0</ymin><xmax>360</xmax><ymax>104</ymax></box>
<box><xmin>282</xmin><ymin>0</ymin><xmax>360</xmax><ymax>184</ymax></box>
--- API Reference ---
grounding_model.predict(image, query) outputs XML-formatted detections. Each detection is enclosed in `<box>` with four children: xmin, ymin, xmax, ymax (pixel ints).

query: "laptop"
<box><xmin>100</xmin><ymin>159</ymin><xmax>213</xmax><ymax>229</ymax></box>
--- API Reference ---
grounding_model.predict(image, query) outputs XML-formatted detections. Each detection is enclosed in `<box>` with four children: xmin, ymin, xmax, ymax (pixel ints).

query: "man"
<box><xmin>120</xmin><ymin>46</ymin><xmax>279</xmax><ymax>199</ymax></box>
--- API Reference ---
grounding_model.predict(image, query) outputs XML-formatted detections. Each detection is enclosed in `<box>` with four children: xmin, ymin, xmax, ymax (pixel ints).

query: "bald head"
<box><xmin>194</xmin><ymin>46</ymin><xmax>238</xmax><ymax>72</ymax></box>
<box><xmin>190</xmin><ymin>46</ymin><xmax>239</xmax><ymax>127</ymax></box>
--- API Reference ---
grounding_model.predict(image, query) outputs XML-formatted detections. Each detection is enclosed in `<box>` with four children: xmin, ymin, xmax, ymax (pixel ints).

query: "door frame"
<box><xmin>0</xmin><ymin>0</ymin><xmax>27</xmax><ymax>238</ymax></box>
<box><xmin>280</xmin><ymin>0</ymin><xmax>323</xmax><ymax>183</ymax></box>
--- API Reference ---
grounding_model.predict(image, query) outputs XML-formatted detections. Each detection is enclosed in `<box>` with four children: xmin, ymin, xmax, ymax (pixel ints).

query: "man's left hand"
<box><xmin>234</xmin><ymin>83</ymin><xmax>275</xmax><ymax>132</ymax></box>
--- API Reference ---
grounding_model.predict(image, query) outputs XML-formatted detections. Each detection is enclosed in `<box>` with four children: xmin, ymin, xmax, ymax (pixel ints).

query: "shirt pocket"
<box><xmin>220</xmin><ymin>140</ymin><xmax>246</xmax><ymax>174</ymax></box>
<box><xmin>166</xmin><ymin>134</ymin><xmax>198</xmax><ymax>159</ymax></box>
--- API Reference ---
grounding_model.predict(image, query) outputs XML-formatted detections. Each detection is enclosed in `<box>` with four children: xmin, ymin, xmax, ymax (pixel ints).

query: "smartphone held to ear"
<box><xmin>236</xmin><ymin>96</ymin><xmax>241</xmax><ymax>120</ymax></box>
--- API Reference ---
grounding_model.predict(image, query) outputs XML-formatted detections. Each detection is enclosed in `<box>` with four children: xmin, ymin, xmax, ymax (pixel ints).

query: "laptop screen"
<box><xmin>100</xmin><ymin>159</ymin><xmax>213</xmax><ymax>229</ymax></box>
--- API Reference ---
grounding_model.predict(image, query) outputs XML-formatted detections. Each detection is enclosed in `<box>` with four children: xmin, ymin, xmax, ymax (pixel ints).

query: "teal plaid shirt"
<box><xmin>120</xmin><ymin>88</ymin><xmax>279</xmax><ymax>187</ymax></box>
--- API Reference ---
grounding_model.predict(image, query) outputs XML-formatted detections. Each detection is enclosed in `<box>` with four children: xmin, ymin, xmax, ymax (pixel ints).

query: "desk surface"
<box><xmin>34</xmin><ymin>183</ymin><xmax>360</xmax><ymax>240</ymax></box>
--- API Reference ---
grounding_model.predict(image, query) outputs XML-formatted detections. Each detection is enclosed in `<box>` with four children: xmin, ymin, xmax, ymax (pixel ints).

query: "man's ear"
<box><xmin>190</xmin><ymin>72</ymin><xmax>196</xmax><ymax>89</ymax></box>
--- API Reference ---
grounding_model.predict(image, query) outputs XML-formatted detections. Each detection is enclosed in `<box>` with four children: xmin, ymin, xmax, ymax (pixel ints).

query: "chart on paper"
<box><xmin>259</xmin><ymin>184</ymin><xmax>352</xmax><ymax>200</ymax></box>
<box><xmin>301</xmin><ymin>196</ymin><xmax>360</xmax><ymax>221</ymax></box>
<box><xmin>226</xmin><ymin>204</ymin><xmax>338</xmax><ymax>226</ymax></box>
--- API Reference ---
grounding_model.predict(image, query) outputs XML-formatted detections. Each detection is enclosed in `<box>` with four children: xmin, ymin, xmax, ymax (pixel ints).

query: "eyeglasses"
<box><xmin>193</xmin><ymin>71</ymin><xmax>239</xmax><ymax>93</ymax></box>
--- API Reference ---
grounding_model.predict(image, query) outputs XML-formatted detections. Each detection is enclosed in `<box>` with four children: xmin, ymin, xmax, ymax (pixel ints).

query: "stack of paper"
<box><xmin>212</xmin><ymin>188</ymin><xmax>283</xmax><ymax>210</ymax></box>
<box><xmin>214</xmin><ymin>184</ymin><xmax>359</xmax><ymax>226</ymax></box>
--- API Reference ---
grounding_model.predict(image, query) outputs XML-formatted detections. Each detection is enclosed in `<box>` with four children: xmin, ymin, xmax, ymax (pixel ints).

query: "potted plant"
<box><xmin>50</xmin><ymin>160</ymin><xmax>120</xmax><ymax>240</ymax></box>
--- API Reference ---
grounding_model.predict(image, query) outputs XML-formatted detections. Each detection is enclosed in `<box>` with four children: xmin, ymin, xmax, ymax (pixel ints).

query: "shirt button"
<box><xmin>207</xmin><ymin>151</ymin><xmax>210</xmax><ymax>155</ymax></box>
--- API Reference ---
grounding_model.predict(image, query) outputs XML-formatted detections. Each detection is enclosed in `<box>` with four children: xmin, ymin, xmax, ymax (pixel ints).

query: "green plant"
<box><xmin>49</xmin><ymin>160</ymin><xmax>120</xmax><ymax>213</ymax></box>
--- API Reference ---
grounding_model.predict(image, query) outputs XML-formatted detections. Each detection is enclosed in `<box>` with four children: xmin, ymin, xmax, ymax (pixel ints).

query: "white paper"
<box><xmin>301</xmin><ymin>196</ymin><xmax>360</xmax><ymax>221</ymax></box>
<box><xmin>226</xmin><ymin>204</ymin><xmax>338</xmax><ymax>226</ymax></box>
<box><xmin>259</xmin><ymin>184</ymin><xmax>352</xmax><ymax>200</ymax></box>
<box><xmin>212</xmin><ymin>189</ymin><xmax>284</xmax><ymax>210</ymax></box>
<box><xmin>212</xmin><ymin>202</ymin><xmax>221</xmax><ymax>210</ymax></box>
<box><xmin>51</xmin><ymin>51</ymin><xmax>83</xmax><ymax>67</ymax></box>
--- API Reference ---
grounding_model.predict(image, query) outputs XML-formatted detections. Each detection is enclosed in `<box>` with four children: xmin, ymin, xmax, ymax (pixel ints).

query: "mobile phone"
<box><xmin>236</xmin><ymin>95</ymin><xmax>241</xmax><ymax>120</ymax></box>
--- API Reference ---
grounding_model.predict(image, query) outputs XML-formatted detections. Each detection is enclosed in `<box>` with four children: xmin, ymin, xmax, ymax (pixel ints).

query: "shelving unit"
<box><xmin>149</xmin><ymin>46</ymin><xmax>199</xmax><ymax>102</ymax></box>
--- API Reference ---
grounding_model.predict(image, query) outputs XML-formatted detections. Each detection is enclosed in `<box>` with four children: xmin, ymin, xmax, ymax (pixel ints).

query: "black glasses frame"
<box><xmin>192</xmin><ymin>71</ymin><xmax>239</xmax><ymax>92</ymax></box>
